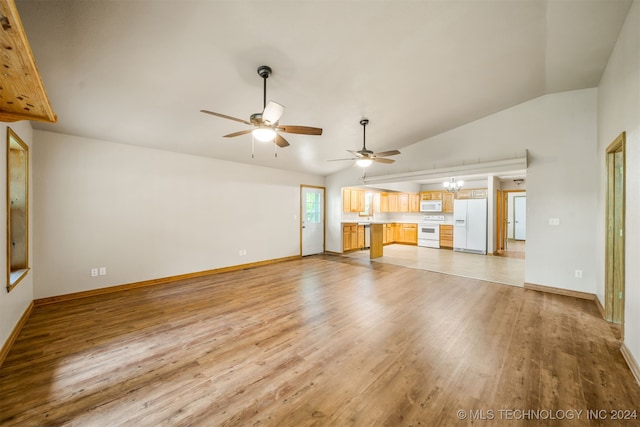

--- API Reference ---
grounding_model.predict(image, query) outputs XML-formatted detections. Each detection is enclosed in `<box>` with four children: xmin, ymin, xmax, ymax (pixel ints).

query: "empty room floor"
<box><xmin>1</xmin><ymin>255</ymin><xmax>638</xmax><ymax>426</ymax></box>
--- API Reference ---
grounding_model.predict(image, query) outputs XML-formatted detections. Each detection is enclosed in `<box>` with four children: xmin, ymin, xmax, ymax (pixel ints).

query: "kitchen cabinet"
<box><xmin>472</xmin><ymin>189</ymin><xmax>488</xmax><ymax>199</ymax></box>
<box><xmin>342</xmin><ymin>188</ymin><xmax>365</xmax><ymax>212</ymax></box>
<box><xmin>379</xmin><ymin>192</ymin><xmax>419</xmax><ymax>213</ymax></box>
<box><xmin>443</xmin><ymin>192</ymin><xmax>454</xmax><ymax>213</ymax></box>
<box><xmin>398</xmin><ymin>193</ymin><xmax>409</xmax><ymax>212</ymax></box>
<box><xmin>421</xmin><ymin>191</ymin><xmax>443</xmax><ymax>200</ymax></box>
<box><xmin>455</xmin><ymin>189</ymin><xmax>473</xmax><ymax>199</ymax></box>
<box><xmin>343</xmin><ymin>223</ymin><xmax>365</xmax><ymax>251</ymax></box>
<box><xmin>395</xmin><ymin>223</ymin><xmax>418</xmax><ymax>245</ymax></box>
<box><xmin>388</xmin><ymin>193</ymin><xmax>398</xmax><ymax>212</ymax></box>
<box><xmin>409</xmin><ymin>193</ymin><xmax>420</xmax><ymax>212</ymax></box>
<box><xmin>455</xmin><ymin>188</ymin><xmax>487</xmax><ymax>200</ymax></box>
<box><xmin>357</xmin><ymin>225</ymin><xmax>365</xmax><ymax>249</ymax></box>
<box><xmin>383</xmin><ymin>223</ymin><xmax>394</xmax><ymax>244</ymax></box>
<box><xmin>380</xmin><ymin>194</ymin><xmax>389</xmax><ymax>212</ymax></box>
<box><xmin>440</xmin><ymin>225</ymin><xmax>453</xmax><ymax>248</ymax></box>
<box><xmin>342</xmin><ymin>223</ymin><xmax>359</xmax><ymax>251</ymax></box>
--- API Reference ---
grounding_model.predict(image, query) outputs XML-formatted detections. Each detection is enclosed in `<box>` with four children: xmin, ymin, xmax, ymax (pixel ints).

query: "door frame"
<box><xmin>496</xmin><ymin>189</ymin><xmax>526</xmax><ymax>253</ymax></box>
<box><xmin>300</xmin><ymin>185</ymin><xmax>326</xmax><ymax>256</ymax></box>
<box><xmin>605</xmin><ymin>132</ymin><xmax>625</xmax><ymax>327</ymax></box>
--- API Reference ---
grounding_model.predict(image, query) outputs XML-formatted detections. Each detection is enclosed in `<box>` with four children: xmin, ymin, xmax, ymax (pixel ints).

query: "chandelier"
<box><xmin>443</xmin><ymin>177</ymin><xmax>464</xmax><ymax>192</ymax></box>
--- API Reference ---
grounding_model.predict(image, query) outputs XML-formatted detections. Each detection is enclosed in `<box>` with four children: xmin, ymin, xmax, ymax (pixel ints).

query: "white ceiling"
<box><xmin>17</xmin><ymin>0</ymin><xmax>632</xmax><ymax>176</ymax></box>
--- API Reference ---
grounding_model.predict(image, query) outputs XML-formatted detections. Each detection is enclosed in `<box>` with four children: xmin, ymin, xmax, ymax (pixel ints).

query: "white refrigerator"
<box><xmin>453</xmin><ymin>198</ymin><xmax>487</xmax><ymax>254</ymax></box>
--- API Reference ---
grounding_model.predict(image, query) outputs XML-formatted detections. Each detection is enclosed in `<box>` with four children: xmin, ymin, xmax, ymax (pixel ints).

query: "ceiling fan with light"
<box><xmin>330</xmin><ymin>119</ymin><xmax>400</xmax><ymax>167</ymax></box>
<box><xmin>200</xmin><ymin>65</ymin><xmax>323</xmax><ymax>150</ymax></box>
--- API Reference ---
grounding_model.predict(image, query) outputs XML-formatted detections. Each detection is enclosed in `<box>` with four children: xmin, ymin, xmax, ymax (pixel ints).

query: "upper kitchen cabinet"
<box><xmin>342</xmin><ymin>188</ymin><xmax>365</xmax><ymax>212</ymax></box>
<box><xmin>455</xmin><ymin>188</ymin><xmax>488</xmax><ymax>199</ymax></box>
<box><xmin>409</xmin><ymin>193</ymin><xmax>420</xmax><ymax>212</ymax></box>
<box><xmin>379</xmin><ymin>192</ymin><xmax>420</xmax><ymax>213</ymax></box>
<box><xmin>0</xmin><ymin>0</ymin><xmax>57</xmax><ymax>123</ymax></box>
<box><xmin>443</xmin><ymin>192</ymin><xmax>454</xmax><ymax>213</ymax></box>
<box><xmin>398</xmin><ymin>193</ymin><xmax>408</xmax><ymax>212</ymax></box>
<box><xmin>420</xmin><ymin>191</ymin><xmax>443</xmax><ymax>201</ymax></box>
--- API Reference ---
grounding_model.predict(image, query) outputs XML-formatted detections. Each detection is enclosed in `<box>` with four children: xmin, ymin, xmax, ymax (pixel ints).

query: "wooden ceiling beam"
<box><xmin>0</xmin><ymin>0</ymin><xmax>56</xmax><ymax>123</ymax></box>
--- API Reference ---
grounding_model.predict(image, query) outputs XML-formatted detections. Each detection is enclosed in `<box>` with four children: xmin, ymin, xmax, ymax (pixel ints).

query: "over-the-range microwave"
<box><xmin>420</xmin><ymin>200</ymin><xmax>442</xmax><ymax>212</ymax></box>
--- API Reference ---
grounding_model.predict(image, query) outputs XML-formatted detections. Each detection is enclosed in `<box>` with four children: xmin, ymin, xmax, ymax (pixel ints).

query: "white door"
<box><xmin>301</xmin><ymin>186</ymin><xmax>325</xmax><ymax>256</ymax></box>
<box><xmin>514</xmin><ymin>196</ymin><xmax>526</xmax><ymax>240</ymax></box>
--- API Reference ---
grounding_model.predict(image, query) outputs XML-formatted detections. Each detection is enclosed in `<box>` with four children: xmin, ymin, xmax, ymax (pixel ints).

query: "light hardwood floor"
<box><xmin>1</xmin><ymin>255</ymin><xmax>639</xmax><ymax>426</ymax></box>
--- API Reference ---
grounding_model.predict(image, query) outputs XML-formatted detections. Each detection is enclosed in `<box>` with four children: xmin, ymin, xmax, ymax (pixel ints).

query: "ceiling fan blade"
<box><xmin>373</xmin><ymin>157</ymin><xmax>395</xmax><ymax>164</ymax></box>
<box><xmin>346</xmin><ymin>150</ymin><xmax>365</xmax><ymax>157</ymax></box>
<box><xmin>275</xmin><ymin>133</ymin><xmax>290</xmax><ymax>148</ymax></box>
<box><xmin>276</xmin><ymin>125</ymin><xmax>323</xmax><ymax>135</ymax></box>
<box><xmin>224</xmin><ymin>129</ymin><xmax>253</xmax><ymax>138</ymax></box>
<box><xmin>262</xmin><ymin>101</ymin><xmax>285</xmax><ymax>125</ymax></box>
<box><xmin>374</xmin><ymin>149</ymin><xmax>401</xmax><ymax>157</ymax></box>
<box><xmin>328</xmin><ymin>158</ymin><xmax>358</xmax><ymax>162</ymax></box>
<box><xmin>200</xmin><ymin>110</ymin><xmax>252</xmax><ymax>125</ymax></box>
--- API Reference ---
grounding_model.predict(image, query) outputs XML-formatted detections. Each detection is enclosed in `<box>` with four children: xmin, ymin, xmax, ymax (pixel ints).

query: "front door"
<box><xmin>301</xmin><ymin>186</ymin><xmax>325</xmax><ymax>256</ymax></box>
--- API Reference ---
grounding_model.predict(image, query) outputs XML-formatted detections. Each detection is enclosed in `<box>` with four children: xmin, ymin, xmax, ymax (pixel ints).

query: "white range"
<box><xmin>418</xmin><ymin>215</ymin><xmax>446</xmax><ymax>248</ymax></box>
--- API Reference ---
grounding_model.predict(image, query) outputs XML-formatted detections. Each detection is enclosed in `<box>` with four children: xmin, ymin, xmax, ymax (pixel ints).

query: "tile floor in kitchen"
<box><xmin>343</xmin><ymin>241</ymin><xmax>525</xmax><ymax>287</ymax></box>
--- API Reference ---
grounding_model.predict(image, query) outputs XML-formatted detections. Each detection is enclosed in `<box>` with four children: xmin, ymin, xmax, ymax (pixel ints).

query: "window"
<box><xmin>7</xmin><ymin>128</ymin><xmax>29</xmax><ymax>291</ymax></box>
<box><xmin>305</xmin><ymin>192</ymin><xmax>321</xmax><ymax>223</ymax></box>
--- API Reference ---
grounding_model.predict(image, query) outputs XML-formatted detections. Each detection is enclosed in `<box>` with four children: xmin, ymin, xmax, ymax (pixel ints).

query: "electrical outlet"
<box><xmin>549</xmin><ymin>218</ymin><xmax>560</xmax><ymax>226</ymax></box>
<box><xmin>575</xmin><ymin>269</ymin><xmax>582</xmax><ymax>278</ymax></box>
<box><xmin>91</xmin><ymin>268</ymin><xmax>98</xmax><ymax>277</ymax></box>
<box><xmin>99</xmin><ymin>267</ymin><xmax>107</xmax><ymax>276</ymax></box>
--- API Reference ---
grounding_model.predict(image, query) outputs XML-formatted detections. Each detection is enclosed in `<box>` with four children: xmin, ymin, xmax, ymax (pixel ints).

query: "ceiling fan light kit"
<box><xmin>356</xmin><ymin>158</ymin><xmax>373</xmax><ymax>168</ymax></box>
<box><xmin>329</xmin><ymin>118</ymin><xmax>401</xmax><ymax>167</ymax></box>
<box><xmin>200</xmin><ymin>65</ymin><xmax>322</xmax><ymax>155</ymax></box>
<box><xmin>252</xmin><ymin>127</ymin><xmax>276</xmax><ymax>142</ymax></box>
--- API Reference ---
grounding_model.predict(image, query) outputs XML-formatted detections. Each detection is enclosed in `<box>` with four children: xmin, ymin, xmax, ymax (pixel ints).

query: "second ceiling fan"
<box><xmin>200</xmin><ymin>65</ymin><xmax>322</xmax><ymax>148</ymax></box>
<box><xmin>331</xmin><ymin>119</ymin><xmax>401</xmax><ymax>167</ymax></box>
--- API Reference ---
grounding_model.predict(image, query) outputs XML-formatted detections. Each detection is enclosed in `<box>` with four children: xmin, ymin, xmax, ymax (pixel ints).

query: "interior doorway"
<box><xmin>605</xmin><ymin>132</ymin><xmax>625</xmax><ymax>326</ymax></box>
<box><xmin>497</xmin><ymin>188</ymin><xmax>526</xmax><ymax>258</ymax></box>
<box><xmin>301</xmin><ymin>185</ymin><xmax>325</xmax><ymax>256</ymax></box>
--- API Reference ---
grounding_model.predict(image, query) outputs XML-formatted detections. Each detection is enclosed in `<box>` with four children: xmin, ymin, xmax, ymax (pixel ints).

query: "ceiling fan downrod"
<box><xmin>257</xmin><ymin>65</ymin><xmax>272</xmax><ymax>110</ymax></box>
<box><xmin>360</xmin><ymin>118</ymin><xmax>369</xmax><ymax>150</ymax></box>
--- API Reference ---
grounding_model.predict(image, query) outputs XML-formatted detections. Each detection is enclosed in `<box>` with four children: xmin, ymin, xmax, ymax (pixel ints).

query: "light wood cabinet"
<box><xmin>421</xmin><ymin>191</ymin><xmax>443</xmax><ymax>200</ymax></box>
<box><xmin>472</xmin><ymin>189</ymin><xmax>488</xmax><ymax>199</ymax></box>
<box><xmin>388</xmin><ymin>193</ymin><xmax>398</xmax><ymax>212</ymax></box>
<box><xmin>357</xmin><ymin>225</ymin><xmax>365</xmax><ymax>249</ymax></box>
<box><xmin>342</xmin><ymin>188</ymin><xmax>365</xmax><ymax>212</ymax></box>
<box><xmin>443</xmin><ymin>192</ymin><xmax>454</xmax><ymax>213</ymax></box>
<box><xmin>440</xmin><ymin>225</ymin><xmax>453</xmax><ymax>249</ymax></box>
<box><xmin>383</xmin><ymin>224</ymin><xmax>394</xmax><ymax>244</ymax></box>
<box><xmin>455</xmin><ymin>189</ymin><xmax>473</xmax><ymax>199</ymax></box>
<box><xmin>394</xmin><ymin>223</ymin><xmax>418</xmax><ymax>245</ymax></box>
<box><xmin>380</xmin><ymin>194</ymin><xmax>389</xmax><ymax>212</ymax></box>
<box><xmin>398</xmin><ymin>193</ymin><xmax>409</xmax><ymax>212</ymax></box>
<box><xmin>342</xmin><ymin>223</ymin><xmax>361</xmax><ymax>251</ymax></box>
<box><xmin>455</xmin><ymin>188</ymin><xmax>487</xmax><ymax>200</ymax></box>
<box><xmin>379</xmin><ymin>192</ymin><xmax>420</xmax><ymax>213</ymax></box>
<box><xmin>409</xmin><ymin>193</ymin><xmax>420</xmax><ymax>212</ymax></box>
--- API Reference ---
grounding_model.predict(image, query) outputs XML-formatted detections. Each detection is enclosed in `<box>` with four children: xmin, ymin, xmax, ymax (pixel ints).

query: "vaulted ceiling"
<box><xmin>16</xmin><ymin>0</ymin><xmax>632</xmax><ymax>176</ymax></box>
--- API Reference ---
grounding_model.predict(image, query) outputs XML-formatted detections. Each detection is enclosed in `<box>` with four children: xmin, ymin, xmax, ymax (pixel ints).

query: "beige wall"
<box><xmin>32</xmin><ymin>131</ymin><xmax>324</xmax><ymax>299</ymax></box>
<box><xmin>597</xmin><ymin>0</ymin><xmax>640</xmax><ymax>375</ymax></box>
<box><xmin>0</xmin><ymin>120</ymin><xmax>33</xmax><ymax>349</ymax></box>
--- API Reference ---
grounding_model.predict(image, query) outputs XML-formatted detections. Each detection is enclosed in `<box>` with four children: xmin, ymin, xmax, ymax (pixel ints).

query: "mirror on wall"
<box><xmin>6</xmin><ymin>128</ymin><xmax>29</xmax><ymax>291</ymax></box>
